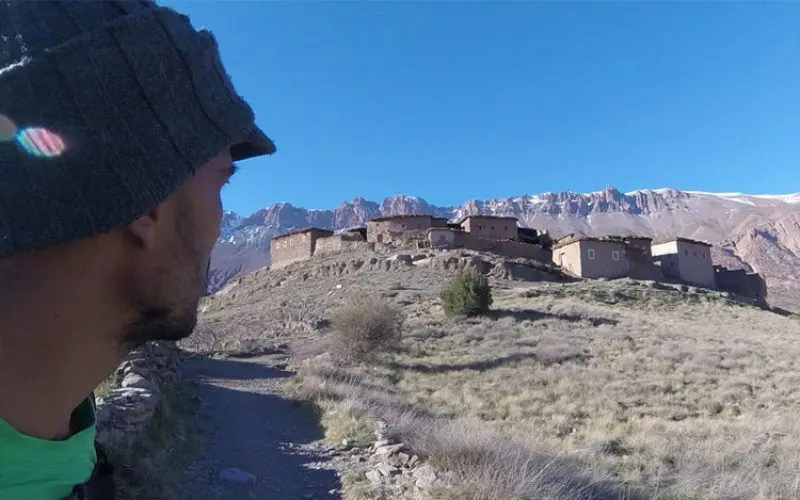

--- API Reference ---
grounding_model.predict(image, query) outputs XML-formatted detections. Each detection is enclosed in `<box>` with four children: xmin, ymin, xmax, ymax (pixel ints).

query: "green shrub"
<box><xmin>330</xmin><ymin>296</ymin><xmax>403</xmax><ymax>363</ymax></box>
<box><xmin>440</xmin><ymin>266</ymin><xmax>493</xmax><ymax>317</ymax></box>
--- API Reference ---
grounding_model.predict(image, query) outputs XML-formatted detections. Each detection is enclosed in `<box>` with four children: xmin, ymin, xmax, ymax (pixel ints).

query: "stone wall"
<box><xmin>497</xmin><ymin>239</ymin><xmax>551</xmax><ymax>262</ymax></box>
<box><xmin>367</xmin><ymin>216</ymin><xmax>447</xmax><ymax>245</ymax></box>
<box><xmin>95</xmin><ymin>341</ymin><xmax>185</xmax><ymax>446</ymax></box>
<box><xmin>428</xmin><ymin>228</ymin><xmax>457</xmax><ymax>249</ymax></box>
<box><xmin>715</xmin><ymin>267</ymin><xmax>768</xmax><ymax>305</ymax></box>
<box><xmin>454</xmin><ymin>232</ymin><xmax>550</xmax><ymax>263</ymax></box>
<box><xmin>315</xmin><ymin>233</ymin><xmax>371</xmax><ymax>258</ymax></box>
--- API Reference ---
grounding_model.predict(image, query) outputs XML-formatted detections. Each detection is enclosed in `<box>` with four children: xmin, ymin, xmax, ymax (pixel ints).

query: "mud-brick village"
<box><xmin>270</xmin><ymin>213</ymin><xmax>768</xmax><ymax>304</ymax></box>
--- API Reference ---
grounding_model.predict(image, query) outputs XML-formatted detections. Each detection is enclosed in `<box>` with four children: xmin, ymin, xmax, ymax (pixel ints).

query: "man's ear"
<box><xmin>125</xmin><ymin>206</ymin><xmax>162</xmax><ymax>250</ymax></box>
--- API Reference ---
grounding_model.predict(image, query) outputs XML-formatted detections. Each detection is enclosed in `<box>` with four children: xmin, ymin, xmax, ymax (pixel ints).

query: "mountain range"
<box><xmin>209</xmin><ymin>186</ymin><xmax>800</xmax><ymax>296</ymax></box>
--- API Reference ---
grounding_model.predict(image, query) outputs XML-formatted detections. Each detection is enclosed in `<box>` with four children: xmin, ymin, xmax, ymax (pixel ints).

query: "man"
<box><xmin>0</xmin><ymin>1</ymin><xmax>274</xmax><ymax>498</ymax></box>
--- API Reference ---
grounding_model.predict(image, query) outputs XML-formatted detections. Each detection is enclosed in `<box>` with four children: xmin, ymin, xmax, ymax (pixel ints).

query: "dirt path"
<box><xmin>177</xmin><ymin>355</ymin><xmax>342</xmax><ymax>500</ymax></box>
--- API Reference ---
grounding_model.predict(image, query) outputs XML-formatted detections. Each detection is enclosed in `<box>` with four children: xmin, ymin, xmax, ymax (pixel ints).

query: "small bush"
<box><xmin>330</xmin><ymin>296</ymin><xmax>403</xmax><ymax>363</ymax></box>
<box><xmin>440</xmin><ymin>266</ymin><xmax>493</xmax><ymax>317</ymax></box>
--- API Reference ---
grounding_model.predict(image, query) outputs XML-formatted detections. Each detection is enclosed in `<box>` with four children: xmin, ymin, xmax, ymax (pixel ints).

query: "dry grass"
<box><xmin>768</xmin><ymin>285</ymin><xmax>800</xmax><ymax>314</ymax></box>
<box><xmin>330</xmin><ymin>296</ymin><xmax>403</xmax><ymax>363</ymax></box>
<box><xmin>95</xmin><ymin>375</ymin><xmax>116</xmax><ymax>398</ymax></box>
<box><xmin>292</xmin><ymin>272</ymin><xmax>800</xmax><ymax>499</ymax></box>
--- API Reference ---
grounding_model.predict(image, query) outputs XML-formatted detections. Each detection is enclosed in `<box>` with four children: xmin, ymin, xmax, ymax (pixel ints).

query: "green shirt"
<box><xmin>0</xmin><ymin>397</ymin><xmax>97</xmax><ymax>500</ymax></box>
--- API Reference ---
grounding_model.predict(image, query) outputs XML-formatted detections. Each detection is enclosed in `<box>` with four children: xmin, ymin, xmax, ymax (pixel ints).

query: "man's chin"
<box><xmin>122</xmin><ymin>306</ymin><xmax>198</xmax><ymax>348</ymax></box>
<box><xmin>153</xmin><ymin>320</ymin><xmax>197</xmax><ymax>343</ymax></box>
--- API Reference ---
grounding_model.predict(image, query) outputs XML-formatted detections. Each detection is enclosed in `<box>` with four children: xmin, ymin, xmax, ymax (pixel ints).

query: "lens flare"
<box><xmin>0</xmin><ymin>114</ymin><xmax>16</xmax><ymax>142</ymax></box>
<box><xmin>16</xmin><ymin>127</ymin><xmax>66</xmax><ymax>158</ymax></box>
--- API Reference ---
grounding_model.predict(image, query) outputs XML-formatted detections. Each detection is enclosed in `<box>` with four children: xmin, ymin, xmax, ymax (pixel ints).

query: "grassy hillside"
<box><xmin>187</xmin><ymin>251</ymin><xmax>800</xmax><ymax>499</ymax></box>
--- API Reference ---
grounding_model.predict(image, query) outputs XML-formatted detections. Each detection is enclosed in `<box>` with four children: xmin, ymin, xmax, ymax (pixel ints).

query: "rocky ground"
<box><xmin>175</xmin><ymin>354</ymin><xmax>342</xmax><ymax>499</ymax></box>
<box><xmin>184</xmin><ymin>248</ymin><xmax>571</xmax><ymax>356</ymax></box>
<box><xmin>168</xmin><ymin>351</ymin><xmax>460</xmax><ymax>500</ymax></box>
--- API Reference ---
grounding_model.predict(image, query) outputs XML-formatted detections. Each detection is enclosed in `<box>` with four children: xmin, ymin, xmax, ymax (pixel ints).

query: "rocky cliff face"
<box><xmin>210</xmin><ymin>187</ymin><xmax>800</xmax><ymax>292</ymax></box>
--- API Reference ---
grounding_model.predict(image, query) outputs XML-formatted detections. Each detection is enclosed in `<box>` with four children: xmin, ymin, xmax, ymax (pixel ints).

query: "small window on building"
<box><xmin>587</xmin><ymin>248</ymin><xmax>596</xmax><ymax>260</ymax></box>
<box><xmin>478</xmin><ymin>225</ymin><xmax>483</xmax><ymax>230</ymax></box>
<box><xmin>693</xmin><ymin>251</ymin><xmax>697</xmax><ymax>257</ymax></box>
<box><xmin>612</xmin><ymin>250</ymin><xmax>620</xmax><ymax>261</ymax></box>
<box><xmin>491</xmin><ymin>226</ymin><xmax>495</xmax><ymax>230</ymax></box>
<box><xmin>685</xmin><ymin>250</ymin><xmax>689</xmax><ymax>256</ymax></box>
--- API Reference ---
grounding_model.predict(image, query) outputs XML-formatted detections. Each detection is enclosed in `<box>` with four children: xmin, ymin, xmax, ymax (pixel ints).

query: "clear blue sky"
<box><xmin>163</xmin><ymin>0</ymin><xmax>800</xmax><ymax>215</ymax></box>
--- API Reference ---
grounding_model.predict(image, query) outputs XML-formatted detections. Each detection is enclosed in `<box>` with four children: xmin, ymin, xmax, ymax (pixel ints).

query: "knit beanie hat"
<box><xmin>0</xmin><ymin>0</ymin><xmax>275</xmax><ymax>256</ymax></box>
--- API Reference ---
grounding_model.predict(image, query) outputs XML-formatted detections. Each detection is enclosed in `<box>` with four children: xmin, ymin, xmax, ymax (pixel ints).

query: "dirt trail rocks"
<box><xmin>177</xmin><ymin>355</ymin><xmax>342</xmax><ymax>500</ymax></box>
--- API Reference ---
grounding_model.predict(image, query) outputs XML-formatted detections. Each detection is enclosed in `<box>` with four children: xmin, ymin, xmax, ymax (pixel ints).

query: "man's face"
<box><xmin>120</xmin><ymin>151</ymin><xmax>235</xmax><ymax>347</ymax></box>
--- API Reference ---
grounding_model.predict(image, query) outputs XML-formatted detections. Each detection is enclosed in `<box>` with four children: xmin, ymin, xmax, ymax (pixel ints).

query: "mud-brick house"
<box><xmin>270</xmin><ymin>228</ymin><xmax>333</xmax><ymax>269</ymax></box>
<box><xmin>651</xmin><ymin>237</ymin><xmax>715</xmax><ymax>289</ymax></box>
<box><xmin>367</xmin><ymin>215</ymin><xmax>448</xmax><ymax>244</ymax></box>
<box><xmin>551</xmin><ymin>235</ymin><xmax>628</xmax><ymax>279</ymax></box>
<box><xmin>457</xmin><ymin>215</ymin><xmax>519</xmax><ymax>241</ymax></box>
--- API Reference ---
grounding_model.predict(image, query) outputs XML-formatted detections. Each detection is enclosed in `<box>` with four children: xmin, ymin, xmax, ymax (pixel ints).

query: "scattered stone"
<box><xmin>375</xmin><ymin>443</ymin><xmax>406</xmax><ymax>456</ymax></box>
<box><xmin>121</xmin><ymin>373</ymin><xmax>153</xmax><ymax>390</ymax></box>
<box><xmin>314</xmin><ymin>352</ymin><xmax>333</xmax><ymax>365</ymax></box>
<box><xmin>386</xmin><ymin>254</ymin><xmax>413</xmax><ymax>268</ymax></box>
<box><xmin>365</xmin><ymin>470</ymin><xmax>383</xmax><ymax>485</ymax></box>
<box><xmin>377</xmin><ymin>464</ymin><xmax>399</xmax><ymax>477</ymax></box>
<box><xmin>413</xmin><ymin>464</ymin><xmax>438</xmax><ymax>490</ymax></box>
